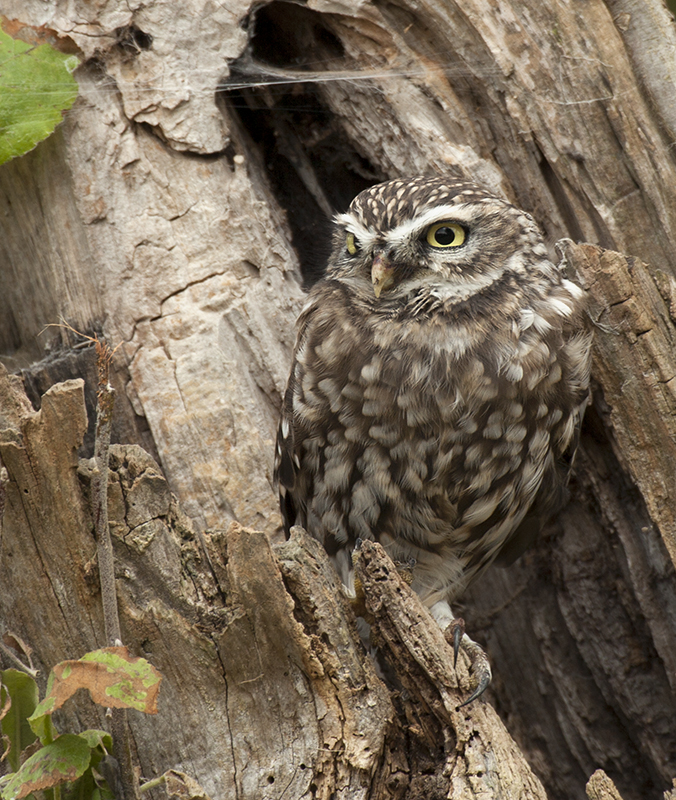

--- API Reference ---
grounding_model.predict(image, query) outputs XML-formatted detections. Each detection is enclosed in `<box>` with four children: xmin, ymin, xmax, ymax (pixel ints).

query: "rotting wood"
<box><xmin>354</xmin><ymin>538</ymin><xmax>549</xmax><ymax>800</ymax></box>
<box><xmin>586</xmin><ymin>769</ymin><xmax>626</xmax><ymax>800</ymax></box>
<box><xmin>562</xmin><ymin>240</ymin><xmax>676</xmax><ymax>568</ymax></box>
<box><xmin>0</xmin><ymin>368</ymin><xmax>549</xmax><ymax>799</ymax></box>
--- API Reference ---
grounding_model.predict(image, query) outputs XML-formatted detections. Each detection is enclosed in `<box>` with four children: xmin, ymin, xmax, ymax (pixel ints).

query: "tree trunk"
<box><xmin>1</xmin><ymin>0</ymin><xmax>676</xmax><ymax>798</ymax></box>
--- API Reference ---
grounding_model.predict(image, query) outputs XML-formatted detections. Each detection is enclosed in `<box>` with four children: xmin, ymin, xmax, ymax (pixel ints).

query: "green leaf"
<box><xmin>63</xmin><ymin>767</ymin><xmax>95</xmax><ymax>800</ymax></box>
<box><xmin>63</xmin><ymin>765</ymin><xmax>115</xmax><ymax>800</ymax></box>
<box><xmin>75</xmin><ymin>730</ymin><xmax>112</xmax><ymax>754</ymax></box>
<box><xmin>27</xmin><ymin>672</ymin><xmax>57</xmax><ymax>745</ymax></box>
<box><xmin>0</xmin><ymin>734</ymin><xmax>91</xmax><ymax>800</ymax></box>
<box><xmin>27</xmin><ymin>710</ymin><xmax>58</xmax><ymax>747</ymax></box>
<box><xmin>0</xmin><ymin>670</ymin><xmax>38</xmax><ymax>772</ymax></box>
<box><xmin>0</xmin><ymin>27</ymin><xmax>79</xmax><ymax>165</ymax></box>
<box><xmin>63</xmin><ymin>733</ymin><xmax>114</xmax><ymax>800</ymax></box>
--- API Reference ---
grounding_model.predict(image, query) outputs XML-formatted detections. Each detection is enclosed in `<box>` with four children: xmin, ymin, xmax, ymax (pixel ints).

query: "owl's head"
<box><xmin>328</xmin><ymin>176</ymin><xmax>550</xmax><ymax>302</ymax></box>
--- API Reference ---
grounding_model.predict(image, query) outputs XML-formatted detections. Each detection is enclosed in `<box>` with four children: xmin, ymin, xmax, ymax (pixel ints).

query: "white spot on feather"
<box><xmin>562</xmin><ymin>278</ymin><xmax>585</xmax><ymax>299</ymax></box>
<box><xmin>520</xmin><ymin>308</ymin><xmax>535</xmax><ymax>330</ymax></box>
<box><xmin>547</xmin><ymin>297</ymin><xmax>573</xmax><ymax>317</ymax></box>
<box><xmin>505</xmin><ymin>362</ymin><xmax>524</xmax><ymax>382</ymax></box>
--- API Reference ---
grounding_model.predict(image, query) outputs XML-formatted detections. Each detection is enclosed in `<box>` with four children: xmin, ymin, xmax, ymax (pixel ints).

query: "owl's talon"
<box><xmin>443</xmin><ymin>617</ymin><xmax>491</xmax><ymax>705</ymax></box>
<box><xmin>445</xmin><ymin>617</ymin><xmax>466</xmax><ymax>668</ymax></box>
<box><xmin>456</xmin><ymin>634</ymin><xmax>492</xmax><ymax>708</ymax></box>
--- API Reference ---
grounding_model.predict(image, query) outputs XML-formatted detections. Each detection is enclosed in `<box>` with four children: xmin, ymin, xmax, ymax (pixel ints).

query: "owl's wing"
<box><xmin>275</xmin><ymin>379</ymin><xmax>301</xmax><ymax>535</ymax></box>
<box><xmin>274</xmin><ymin>296</ymin><xmax>320</xmax><ymax>535</ymax></box>
<box><xmin>495</xmin><ymin>388</ymin><xmax>590</xmax><ymax>566</ymax></box>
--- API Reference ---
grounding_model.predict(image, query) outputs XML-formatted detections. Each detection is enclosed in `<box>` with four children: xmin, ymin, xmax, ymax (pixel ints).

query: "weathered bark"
<box><xmin>586</xmin><ymin>770</ymin><xmax>627</xmax><ymax>800</ymax></box>
<box><xmin>1</xmin><ymin>0</ymin><xmax>676</xmax><ymax>798</ymax></box>
<box><xmin>0</xmin><ymin>365</ymin><xmax>549</xmax><ymax>798</ymax></box>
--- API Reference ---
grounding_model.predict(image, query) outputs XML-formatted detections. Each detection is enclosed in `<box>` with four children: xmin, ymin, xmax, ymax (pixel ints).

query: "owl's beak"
<box><xmin>371</xmin><ymin>253</ymin><xmax>395</xmax><ymax>298</ymax></box>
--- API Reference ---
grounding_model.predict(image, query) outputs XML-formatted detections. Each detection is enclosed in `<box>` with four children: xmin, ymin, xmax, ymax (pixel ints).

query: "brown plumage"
<box><xmin>276</xmin><ymin>176</ymin><xmax>591</xmax><ymax>631</ymax></box>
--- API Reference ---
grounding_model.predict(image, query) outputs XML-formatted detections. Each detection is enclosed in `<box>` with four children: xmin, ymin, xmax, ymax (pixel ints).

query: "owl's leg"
<box><xmin>430</xmin><ymin>600</ymin><xmax>492</xmax><ymax>707</ymax></box>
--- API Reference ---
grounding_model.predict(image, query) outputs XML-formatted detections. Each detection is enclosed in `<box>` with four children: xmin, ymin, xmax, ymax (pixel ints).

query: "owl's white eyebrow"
<box><xmin>336</xmin><ymin>200</ymin><xmax>505</xmax><ymax>250</ymax></box>
<box><xmin>334</xmin><ymin>213</ymin><xmax>378</xmax><ymax>248</ymax></box>
<box><xmin>384</xmin><ymin>203</ymin><xmax>485</xmax><ymax>246</ymax></box>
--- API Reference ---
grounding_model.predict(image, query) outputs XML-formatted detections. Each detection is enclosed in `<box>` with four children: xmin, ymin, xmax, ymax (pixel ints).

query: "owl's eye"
<box><xmin>346</xmin><ymin>232</ymin><xmax>359</xmax><ymax>255</ymax></box>
<box><xmin>425</xmin><ymin>222</ymin><xmax>466</xmax><ymax>248</ymax></box>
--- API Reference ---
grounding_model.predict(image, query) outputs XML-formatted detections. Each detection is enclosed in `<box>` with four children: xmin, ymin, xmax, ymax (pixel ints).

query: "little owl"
<box><xmin>275</xmin><ymin>175</ymin><xmax>591</xmax><ymax>702</ymax></box>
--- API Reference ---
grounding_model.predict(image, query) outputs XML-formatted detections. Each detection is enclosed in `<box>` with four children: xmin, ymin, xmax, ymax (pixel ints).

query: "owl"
<box><xmin>275</xmin><ymin>176</ymin><xmax>591</xmax><ymax>698</ymax></box>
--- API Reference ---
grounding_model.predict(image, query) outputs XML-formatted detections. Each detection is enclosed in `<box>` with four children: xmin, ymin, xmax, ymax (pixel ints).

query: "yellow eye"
<box><xmin>346</xmin><ymin>232</ymin><xmax>359</xmax><ymax>255</ymax></box>
<box><xmin>425</xmin><ymin>222</ymin><xmax>466</xmax><ymax>248</ymax></box>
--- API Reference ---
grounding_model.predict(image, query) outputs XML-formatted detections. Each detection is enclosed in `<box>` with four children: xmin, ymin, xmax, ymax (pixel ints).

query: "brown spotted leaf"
<box><xmin>0</xmin><ymin>734</ymin><xmax>90</xmax><ymax>800</ymax></box>
<box><xmin>29</xmin><ymin>647</ymin><xmax>161</xmax><ymax>732</ymax></box>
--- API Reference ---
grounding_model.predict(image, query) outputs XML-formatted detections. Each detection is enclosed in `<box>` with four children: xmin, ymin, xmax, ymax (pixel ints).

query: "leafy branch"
<box><xmin>0</xmin><ymin>648</ymin><xmax>161</xmax><ymax>800</ymax></box>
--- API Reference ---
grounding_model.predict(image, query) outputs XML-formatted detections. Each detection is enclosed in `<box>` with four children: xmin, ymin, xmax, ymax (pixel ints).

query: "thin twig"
<box><xmin>138</xmin><ymin>775</ymin><xmax>165</xmax><ymax>794</ymax></box>
<box><xmin>86</xmin><ymin>331</ymin><xmax>137</xmax><ymax>800</ymax></box>
<box><xmin>109</xmin><ymin>709</ymin><xmax>136</xmax><ymax>800</ymax></box>
<box><xmin>0</xmin><ymin>639</ymin><xmax>38</xmax><ymax>677</ymax></box>
<box><xmin>92</xmin><ymin>372</ymin><xmax>120</xmax><ymax>645</ymax></box>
